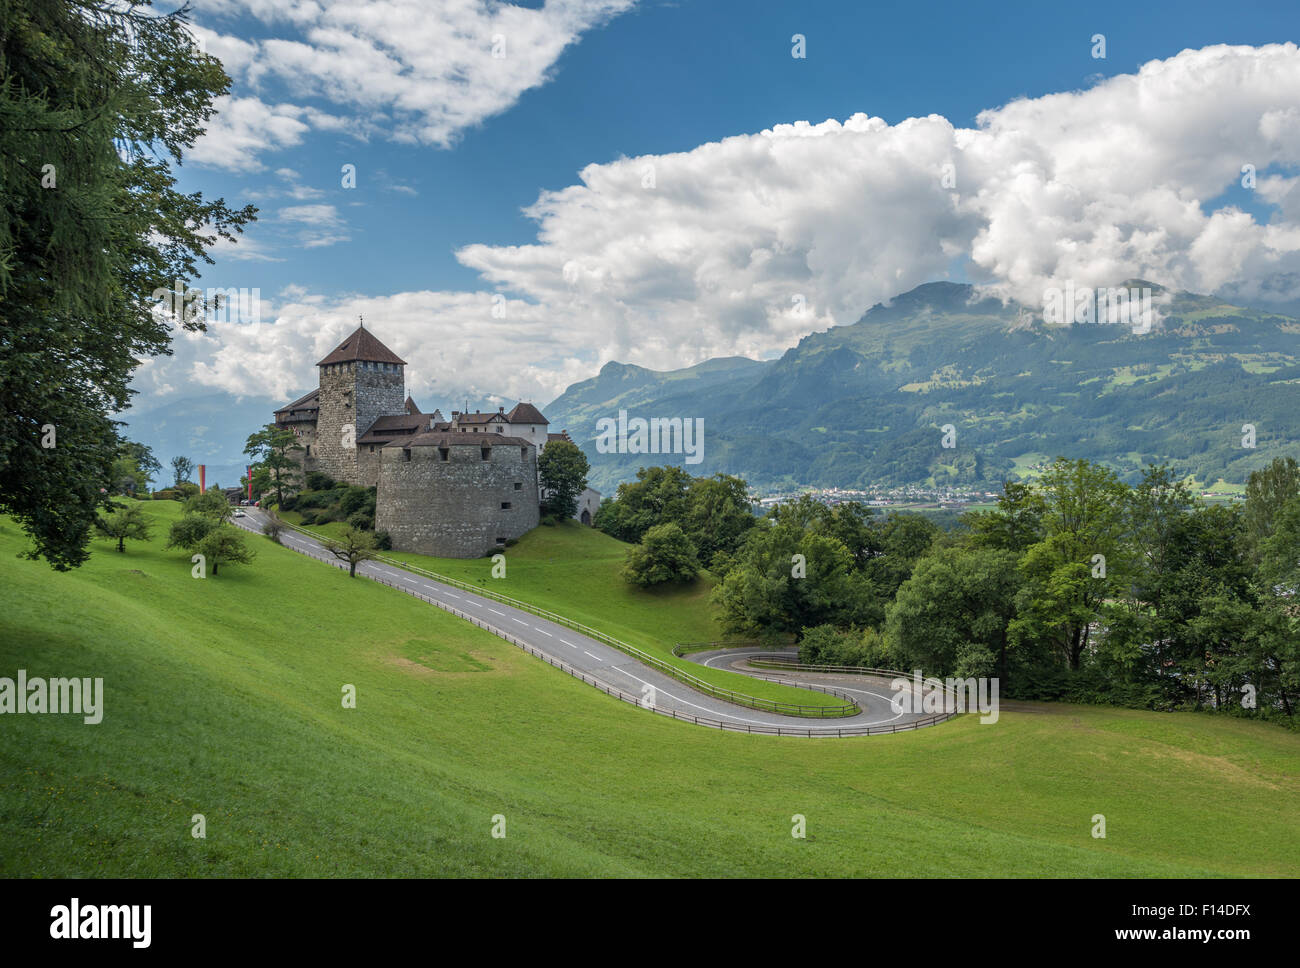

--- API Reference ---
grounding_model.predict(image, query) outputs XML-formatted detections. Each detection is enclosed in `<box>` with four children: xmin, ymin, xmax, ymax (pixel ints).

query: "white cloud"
<box><xmin>151</xmin><ymin>44</ymin><xmax>1300</xmax><ymax>406</ymax></box>
<box><xmin>188</xmin><ymin>0</ymin><xmax>639</xmax><ymax>167</ymax></box>
<box><xmin>189</xmin><ymin>96</ymin><xmax>312</xmax><ymax>171</ymax></box>
<box><xmin>279</xmin><ymin>203</ymin><xmax>349</xmax><ymax>247</ymax></box>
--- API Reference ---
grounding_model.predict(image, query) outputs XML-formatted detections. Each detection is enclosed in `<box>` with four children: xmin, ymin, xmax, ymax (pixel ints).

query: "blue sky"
<box><xmin>125</xmin><ymin>0</ymin><xmax>1300</xmax><ymax>477</ymax></box>
<box><xmin>184</xmin><ymin>0</ymin><xmax>1295</xmax><ymax>300</ymax></box>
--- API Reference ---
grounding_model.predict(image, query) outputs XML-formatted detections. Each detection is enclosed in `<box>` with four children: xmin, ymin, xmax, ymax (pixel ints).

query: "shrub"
<box><xmin>151</xmin><ymin>489</ymin><xmax>176</xmax><ymax>501</ymax></box>
<box><xmin>305</xmin><ymin>471</ymin><xmax>335</xmax><ymax>491</ymax></box>
<box><xmin>622</xmin><ymin>522</ymin><xmax>699</xmax><ymax>586</ymax></box>
<box><xmin>374</xmin><ymin>530</ymin><xmax>392</xmax><ymax>551</ymax></box>
<box><xmin>347</xmin><ymin>511</ymin><xmax>374</xmax><ymax>531</ymax></box>
<box><xmin>339</xmin><ymin>485</ymin><xmax>374</xmax><ymax>516</ymax></box>
<box><xmin>298</xmin><ymin>511</ymin><xmax>318</xmax><ymax>526</ymax></box>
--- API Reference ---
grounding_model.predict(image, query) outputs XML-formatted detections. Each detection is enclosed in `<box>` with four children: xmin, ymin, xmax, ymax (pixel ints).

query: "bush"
<box><xmin>295</xmin><ymin>490</ymin><xmax>334</xmax><ymax>510</ymax></box>
<box><xmin>151</xmin><ymin>489</ymin><xmax>176</xmax><ymax>501</ymax></box>
<box><xmin>622</xmin><ymin>522</ymin><xmax>700</xmax><ymax>586</ymax></box>
<box><xmin>339</xmin><ymin>485</ymin><xmax>373</xmax><ymax>516</ymax></box>
<box><xmin>798</xmin><ymin>625</ymin><xmax>888</xmax><ymax>668</ymax></box>
<box><xmin>374</xmin><ymin>530</ymin><xmax>392</xmax><ymax>551</ymax></box>
<box><xmin>279</xmin><ymin>494</ymin><xmax>298</xmax><ymax>511</ymax></box>
<box><xmin>298</xmin><ymin>511</ymin><xmax>318</xmax><ymax>526</ymax></box>
<box><xmin>347</xmin><ymin>511</ymin><xmax>374</xmax><ymax>531</ymax></box>
<box><xmin>305</xmin><ymin>471</ymin><xmax>335</xmax><ymax>491</ymax></box>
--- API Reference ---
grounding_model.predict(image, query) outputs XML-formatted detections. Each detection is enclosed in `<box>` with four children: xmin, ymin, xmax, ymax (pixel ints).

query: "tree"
<box><xmin>1244</xmin><ymin>457</ymin><xmax>1300</xmax><ymax>561</ymax></box>
<box><xmin>195</xmin><ymin>524</ymin><xmax>254</xmax><ymax>576</ymax></box>
<box><xmin>183</xmin><ymin>489</ymin><xmax>232</xmax><ymax>523</ymax></box>
<box><xmin>110</xmin><ymin>453</ymin><xmax>149</xmax><ymax>496</ymax></box>
<box><xmin>1009</xmin><ymin>459</ymin><xmax>1130</xmax><ymax>669</ymax></box>
<box><xmin>323</xmin><ymin>525</ymin><xmax>379</xmax><ymax>578</ymax></box>
<box><xmin>165</xmin><ymin>513</ymin><xmax>217</xmax><ymax>554</ymax></box>
<box><xmin>0</xmin><ymin>1</ymin><xmax>255</xmax><ymax>570</ymax></box>
<box><xmin>684</xmin><ymin>474</ymin><xmax>756</xmax><ymax>563</ymax></box>
<box><xmin>538</xmin><ymin>439</ymin><xmax>590</xmax><ymax>520</ymax></box>
<box><xmin>595</xmin><ymin>465</ymin><xmax>692</xmax><ymax>543</ymax></box>
<box><xmin>885</xmin><ymin>546</ymin><xmax>1021</xmax><ymax>681</ymax></box>
<box><xmin>243</xmin><ymin>424</ymin><xmax>303</xmax><ymax>507</ymax></box>
<box><xmin>261</xmin><ymin>508</ymin><xmax>285</xmax><ymax>544</ymax></box>
<box><xmin>93</xmin><ymin>503</ymin><xmax>152</xmax><ymax>553</ymax></box>
<box><xmin>622</xmin><ymin>522</ymin><xmax>700</xmax><ymax>586</ymax></box>
<box><xmin>171</xmin><ymin>456</ymin><xmax>196</xmax><ymax>488</ymax></box>
<box><xmin>712</xmin><ymin>514</ymin><xmax>872</xmax><ymax>639</ymax></box>
<box><xmin>118</xmin><ymin>441</ymin><xmax>161</xmax><ymax>489</ymax></box>
<box><xmin>965</xmin><ymin>481</ymin><xmax>1045</xmax><ymax>553</ymax></box>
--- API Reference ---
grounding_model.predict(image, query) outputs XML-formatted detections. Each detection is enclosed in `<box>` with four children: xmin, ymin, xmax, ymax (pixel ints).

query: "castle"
<box><xmin>273</xmin><ymin>323</ymin><xmax>598</xmax><ymax>558</ymax></box>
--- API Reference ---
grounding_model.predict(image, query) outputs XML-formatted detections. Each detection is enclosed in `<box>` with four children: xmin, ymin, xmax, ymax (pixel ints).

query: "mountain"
<box><xmin>545</xmin><ymin>281</ymin><xmax>1300</xmax><ymax>494</ymax></box>
<box><xmin>114</xmin><ymin>392</ymin><xmax>282</xmax><ymax>489</ymax></box>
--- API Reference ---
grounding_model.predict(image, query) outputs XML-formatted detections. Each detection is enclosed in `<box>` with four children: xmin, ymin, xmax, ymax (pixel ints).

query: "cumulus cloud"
<box><xmin>156</xmin><ymin>44</ymin><xmax>1300</xmax><ymax>406</ymax></box>
<box><xmin>188</xmin><ymin>0</ymin><xmax>639</xmax><ymax>168</ymax></box>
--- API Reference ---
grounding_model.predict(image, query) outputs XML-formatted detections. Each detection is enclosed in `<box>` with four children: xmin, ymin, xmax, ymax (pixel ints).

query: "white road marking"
<box><xmin>534</xmin><ymin>628</ymin><xmax>553</xmax><ymax>636</ymax></box>
<box><xmin>488</xmin><ymin>608</ymin><xmax>505</xmax><ymax>616</ymax></box>
<box><xmin>466</xmin><ymin>600</ymin><xmax>481</xmax><ymax>607</ymax></box>
<box><xmin>559</xmin><ymin>639</ymin><xmax>577</xmax><ymax>648</ymax></box>
<box><xmin>511</xmin><ymin>618</ymin><xmax>528</xmax><ymax>626</ymax></box>
<box><xmin>583</xmin><ymin>651</ymin><xmax>601</xmax><ymax>660</ymax></box>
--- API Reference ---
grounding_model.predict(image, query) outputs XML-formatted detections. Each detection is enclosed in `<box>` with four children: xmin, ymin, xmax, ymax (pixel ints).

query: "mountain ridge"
<box><xmin>546</xmin><ymin>281</ymin><xmax>1300</xmax><ymax>494</ymax></box>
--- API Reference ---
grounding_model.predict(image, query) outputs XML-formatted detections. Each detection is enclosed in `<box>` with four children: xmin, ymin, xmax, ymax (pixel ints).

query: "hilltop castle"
<box><xmin>273</xmin><ymin>323</ymin><xmax>597</xmax><ymax>558</ymax></box>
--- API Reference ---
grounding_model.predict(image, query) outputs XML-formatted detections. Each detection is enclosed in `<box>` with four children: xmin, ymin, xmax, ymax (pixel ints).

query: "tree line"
<box><xmin>598</xmin><ymin>458</ymin><xmax>1300</xmax><ymax>720</ymax></box>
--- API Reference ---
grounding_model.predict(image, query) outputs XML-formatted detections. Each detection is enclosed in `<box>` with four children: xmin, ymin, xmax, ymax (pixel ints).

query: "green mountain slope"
<box><xmin>547</xmin><ymin>282</ymin><xmax>1300</xmax><ymax>493</ymax></box>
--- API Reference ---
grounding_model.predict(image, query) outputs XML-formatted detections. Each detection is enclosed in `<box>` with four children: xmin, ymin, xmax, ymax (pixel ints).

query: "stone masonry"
<box><xmin>376</xmin><ymin>434</ymin><xmax>540</xmax><ymax>557</ymax></box>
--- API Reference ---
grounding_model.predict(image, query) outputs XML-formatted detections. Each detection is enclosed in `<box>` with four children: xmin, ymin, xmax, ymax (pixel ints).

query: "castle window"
<box><xmin>501</xmin><ymin>502</ymin><xmax>512</xmax><ymax>510</ymax></box>
<box><xmin>368</xmin><ymin>445</ymin><xmax>374</xmax><ymax>452</ymax></box>
<box><xmin>520</xmin><ymin>447</ymin><xmax>527</xmax><ymax>460</ymax></box>
<box><xmin>513</xmin><ymin>482</ymin><xmax>522</xmax><ymax>490</ymax></box>
<box><xmin>481</xmin><ymin>448</ymin><xmax>490</xmax><ymax>461</ymax></box>
<box><xmin>438</xmin><ymin>448</ymin><xmax>449</xmax><ymax>462</ymax></box>
<box><xmin>401</xmin><ymin>449</ymin><xmax>411</xmax><ymax>462</ymax></box>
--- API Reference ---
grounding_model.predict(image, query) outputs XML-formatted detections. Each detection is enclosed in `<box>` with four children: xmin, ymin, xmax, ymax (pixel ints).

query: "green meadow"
<box><xmin>1</xmin><ymin>501</ymin><xmax>1297</xmax><ymax>877</ymax></box>
<box><xmin>279</xmin><ymin>509</ymin><xmax>842</xmax><ymax>710</ymax></box>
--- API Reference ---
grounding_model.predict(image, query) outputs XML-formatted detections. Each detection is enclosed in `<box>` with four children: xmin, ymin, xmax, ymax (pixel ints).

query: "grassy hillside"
<box><xmin>276</xmin><ymin>511</ymin><xmax>837</xmax><ymax>709</ymax></box>
<box><xmin>1</xmin><ymin>502</ymin><xmax>1297</xmax><ymax>877</ymax></box>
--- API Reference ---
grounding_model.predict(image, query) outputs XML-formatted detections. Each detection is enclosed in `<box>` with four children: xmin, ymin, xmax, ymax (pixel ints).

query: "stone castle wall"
<box><xmin>376</xmin><ymin>443</ymin><xmax>540</xmax><ymax>558</ymax></box>
<box><xmin>313</xmin><ymin>362</ymin><xmax>405</xmax><ymax>485</ymax></box>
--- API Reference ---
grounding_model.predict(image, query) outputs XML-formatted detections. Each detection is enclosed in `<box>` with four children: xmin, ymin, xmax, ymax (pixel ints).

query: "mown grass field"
<box><xmin>1</xmin><ymin>501</ymin><xmax>1297</xmax><ymax>877</ymax></box>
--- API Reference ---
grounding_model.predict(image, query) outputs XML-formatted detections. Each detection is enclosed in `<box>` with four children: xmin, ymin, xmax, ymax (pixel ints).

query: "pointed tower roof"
<box><xmin>404</xmin><ymin>396</ymin><xmax>422</xmax><ymax>415</ymax></box>
<box><xmin>316</xmin><ymin>325</ymin><xmax>407</xmax><ymax>367</ymax></box>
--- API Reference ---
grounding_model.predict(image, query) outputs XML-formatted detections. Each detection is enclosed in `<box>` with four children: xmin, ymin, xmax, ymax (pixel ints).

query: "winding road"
<box><xmin>232</xmin><ymin>509</ymin><xmax>943</xmax><ymax>737</ymax></box>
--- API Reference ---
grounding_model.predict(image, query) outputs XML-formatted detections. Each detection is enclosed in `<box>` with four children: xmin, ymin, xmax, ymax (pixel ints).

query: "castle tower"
<box><xmin>314</xmin><ymin>323</ymin><xmax>407</xmax><ymax>485</ymax></box>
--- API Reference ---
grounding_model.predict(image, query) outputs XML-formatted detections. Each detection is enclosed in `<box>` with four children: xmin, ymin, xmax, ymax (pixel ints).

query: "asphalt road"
<box><xmin>231</xmin><ymin>508</ymin><xmax>941</xmax><ymax>736</ymax></box>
